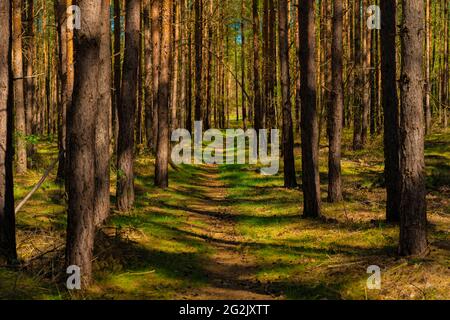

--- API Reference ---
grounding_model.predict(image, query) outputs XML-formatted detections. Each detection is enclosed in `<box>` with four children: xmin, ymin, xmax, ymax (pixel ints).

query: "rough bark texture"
<box><xmin>65</xmin><ymin>0</ymin><xmax>103</xmax><ymax>287</ymax></box>
<box><xmin>0</xmin><ymin>0</ymin><xmax>17</xmax><ymax>264</ymax></box>
<box><xmin>117</xmin><ymin>0</ymin><xmax>140</xmax><ymax>211</ymax></box>
<box><xmin>12</xmin><ymin>0</ymin><xmax>27</xmax><ymax>174</ymax></box>
<box><xmin>95</xmin><ymin>0</ymin><xmax>112</xmax><ymax>225</ymax></box>
<box><xmin>279</xmin><ymin>0</ymin><xmax>296</xmax><ymax>188</ymax></box>
<box><xmin>299</xmin><ymin>0</ymin><xmax>321</xmax><ymax>218</ymax></box>
<box><xmin>398</xmin><ymin>0</ymin><xmax>428</xmax><ymax>256</ymax></box>
<box><xmin>155</xmin><ymin>0</ymin><xmax>172</xmax><ymax>188</ymax></box>
<box><xmin>380</xmin><ymin>0</ymin><xmax>400</xmax><ymax>223</ymax></box>
<box><xmin>327</xmin><ymin>0</ymin><xmax>344</xmax><ymax>203</ymax></box>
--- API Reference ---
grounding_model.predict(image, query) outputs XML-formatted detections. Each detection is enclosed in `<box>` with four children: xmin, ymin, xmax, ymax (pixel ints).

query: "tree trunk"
<box><xmin>151</xmin><ymin>0</ymin><xmax>161</xmax><ymax>151</ymax></box>
<box><xmin>65</xmin><ymin>0</ymin><xmax>103</xmax><ymax>287</ymax></box>
<box><xmin>299</xmin><ymin>0</ymin><xmax>321</xmax><ymax>218</ymax></box>
<box><xmin>155</xmin><ymin>0</ymin><xmax>172</xmax><ymax>188</ymax></box>
<box><xmin>327</xmin><ymin>0</ymin><xmax>344</xmax><ymax>203</ymax></box>
<box><xmin>425</xmin><ymin>0</ymin><xmax>432</xmax><ymax>134</ymax></box>
<box><xmin>171</xmin><ymin>0</ymin><xmax>180</xmax><ymax>130</ymax></box>
<box><xmin>380</xmin><ymin>0</ymin><xmax>400</xmax><ymax>223</ymax></box>
<box><xmin>55</xmin><ymin>0</ymin><xmax>67</xmax><ymax>182</ymax></box>
<box><xmin>117</xmin><ymin>0</ymin><xmax>140</xmax><ymax>211</ymax></box>
<box><xmin>95</xmin><ymin>0</ymin><xmax>112</xmax><ymax>225</ymax></box>
<box><xmin>398</xmin><ymin>0</ymin><xmax>428</xmax><ymax>256</ymax></box>
<box><xmin>241</xmin><ymin>0</ymin><xmax>247</xmax><ymax>130</ymax></box>
<box><xmin>113</xmin><ymin>0</ymin><xmax>121</xmax><ymax>151</ymax></box>
<box><xmin>361</xmin><ymin>0</ymin><xmax>371</xmax><ymax>146</ymax></box>
<box><xmin>352</xmin><ymin>0</ymin><xmax>363</xmax><ymax>150</ymax></box>
<box><xmin>252</xmin><ymin>0</ymin><xmax>262</xmax><ymax>130</ymax></box>
<box><xmin>12</xmin><ymin>0</ymin><xmax>27</xmax><ymax>174</ymax></box>
<box><xmin>24</xmin><ymin>0</ymin><xmax>34</xmax><ymax>152</ymax></box>
<box><xmin>0</xmin><ymin>0</ymin><xmax>17</xmax><ymax>264</ymax></box>
<box><xmin>194</xmin><ymin>0</ymin><xmax>203</xmax><ymax>122</ymax></box>
<box><xmin>279</xmin><ymin>0</ymin><xmax>296</xmax><ymax>188</ymax></box>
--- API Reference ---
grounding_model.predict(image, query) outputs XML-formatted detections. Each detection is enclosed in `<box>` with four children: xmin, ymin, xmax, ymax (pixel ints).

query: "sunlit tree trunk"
<box><xmin>12</xmin><ymin>0</ymin><xmax>27</xmax><ymax>174</ymax></box>
<box><xmin>155</xmin><ymin>0</ymin><xmax>172</xmax><ymax>188</ymax></box>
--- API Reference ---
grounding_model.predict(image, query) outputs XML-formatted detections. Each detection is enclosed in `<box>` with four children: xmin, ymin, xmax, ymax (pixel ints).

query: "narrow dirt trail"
<box><xmin>179</xmin><ymin>165</ymin><xmax>279</xmax><ymax>300</ymax></box>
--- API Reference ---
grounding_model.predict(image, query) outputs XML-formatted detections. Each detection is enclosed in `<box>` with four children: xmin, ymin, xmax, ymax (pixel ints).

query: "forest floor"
<box><xmin>0</xmin><ymin>129</ymin><xmax>449</xmax><ymax>300</ymax></box>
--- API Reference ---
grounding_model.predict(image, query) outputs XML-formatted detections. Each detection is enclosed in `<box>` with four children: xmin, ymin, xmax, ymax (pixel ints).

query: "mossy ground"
<box><xmin>0</xmin><ymin>129</ymin><xmax>449</xmax><ymax>300</ymax></box>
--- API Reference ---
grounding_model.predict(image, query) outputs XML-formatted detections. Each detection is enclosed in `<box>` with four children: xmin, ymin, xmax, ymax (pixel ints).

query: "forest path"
<box><xmin>178</xmin><ymin>164</ymin><xmax>278</xmax><ymax>300</ymax></box>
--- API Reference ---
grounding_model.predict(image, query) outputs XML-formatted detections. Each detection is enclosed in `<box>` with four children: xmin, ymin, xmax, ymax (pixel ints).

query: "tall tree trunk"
<box><xmin>55</xmin><ymin>0</ymin><xmax>67</xmax><ymax>182</ymax></box>
<box><xmin>380</xmin><ymin>0</ymin><xmax>400</xmax><ymax>223</ymax></box>
<box><xmin>151</xmin><ymin>0</ymin><xmax>161</xmax><ymax>150</ymax></box>
<box><xmin>113</xmin><ymin>0</ymin><xmax>121</xmax><ymax>151</ymax></box>
<box><xmin>117</xmin><ymin>0</ymin><xmax>140</xmax><ymax>211</ymax></box>
<box><xmin>95</xmin><ymin>0</ymin><xmax>112</xmax><ymax>225</ymax></box>
<box><xmin>66</xmin><ymin>0</ymin><xmax>104</xmax><ymax>287</ymax></box>
<box><xmin>12</xmin><ymin>0</ymin><xmax>27</xmax><ymax>174</ymax></box>
<box><xmin>380</xmin><ymin>0</ymin><xmax>400</xmax><ymax>222</ymax></box>
<box><xmin>252</xmin><ymin>0</ymin><xmax>262</xmax><ymax>130</ymax></box>
<box><xmin>194</xmin><ymin>0</ymin><xmax>203</xmax><ymax>122</ymax></box>
<box><xmin>279</xmin><ymin>0</ymin><xmax>296</xmax><ymax>188</ymax></box>
<box><xmin>327</xmin><ymin>0</ymin><xmax>344</xmax><ymax>203</ymax></box>
<box><xmin>204</xmin><ymin>0</ymin><xmax>212</xmax><ymax>130</ymax></box>
<box><xmin>24</xmin><ymin>0</ymin><xmax>34</xmax><ymax>151</ymax></box>
<box><xmin>353</xmin><ymin>0</ymin><xmax>363</xmax><ymax>150</ymax></box>
<box><xmin>186</xmin><ymin>14</ymin><xmax>193</xmax><ymax>132</ymax></box>
<box><xmin>299</xmin><ymin>0</ymin><xmax>321</xmax><ymax>218</ymax></box>
<box><xmin>155</xmin><ymin>0</ymin><xmax>172</xmax><ymax>188</ymax></box>
<box><xmin>171</xmin><ymin>0</ymin><xmax>180</xmax><ymax>130</ymax></box>
<box><xmin>143</xmin><ymin>0</ymin><xmax>152</xmax><ymax>148</ymax></box>
<box><xmin>398</xmin><ymin>0</ymin><xmax>428</xmax><ymax>256</ymax></box>
<box><xmin>241</xmin><ymin>0</ymin><xmax>247</xmax><ymax>130</ymax></box>
<box><xmin>424</xmin><ymin>0</ymin><xmax>432</xmax><ymax>134</ymax></box>
<box><xmin>361</xmin><ymin>0</ymin><xmax>371</xmax><ymax>146</ymax></box>
<box><xmin>0</xmin><ymin>0</ymin><xmax>17</xmax><ymax>264</ymax></box>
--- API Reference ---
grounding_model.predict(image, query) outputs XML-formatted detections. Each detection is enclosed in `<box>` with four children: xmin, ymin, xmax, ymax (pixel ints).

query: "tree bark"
<box><xmin>252</xmin><ymin>0</ymin><xmax>262</xmax><ymax>131</ymax></box>
<box><xmin>279</xmin><ymin>0</ymin><xmax>296</xmax><ymax>188</ymax></box>
<box><xmin>194</xmin><ymin>0</ymin><xmax>203</xmax><ymax>122</ymax></box>
<box><xmin>95</xmin><ymin>0</ymin><xmax>112</xmax><ymax>225</ymax></box>
<box><xmin>0</xmin><ymin>0</ymin><xmax>17</xmax><ymax>264</ymax></box>
<box><xmin>380</xmin><ymin>0</ymin><xmax>400</xmax><ymax>223</ymax></box>
<box><xmin>155</xmin><ymin>0</ymin><xmax>172</xmax><ymax>188</ymax></box>
<box><xmin>398</xmin><ymin>0</ymin><xmax>428</xmax><ymax>256</ymax></box>
<box><xmin>117</xmin><ymin>0</ymin><xmax>140</xmax><ymax>211</ymax></box>
<box><xmin>425</xmin><ymin>0</ymin><xmax>432</xmax><ymax>134</ymax></box>
<box><xmin>151</xmin><ymin>0</ymin><xmax>161</xmax><ymax>151</ymax></box>
<box><xmin>66</xmin><ymin>0</ymin><xmax>103</xmax><ymax>287</ymax></box>
<box><xmin>327</xmin><ymin>0</ymin><xmax>344</xmax><ymax>203</ymax></box>
<box><xmin>353</xmin><ymin>0</ymin><xmax>363</xmax><ymax>150</ymax></box>
<box><xmin>299</xmin><ymin>0</ymin><xmax>321</xmax><ymax>218</ymax></box>
<box><xmin>12</xmin><ymin>0</ymin><xmax>27</xmax><ymax>174</ymax></box>
<box><xmin>113</xmin><ymin>0</ymin><xmax>121</xmax><ymax>151</ymax></box>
